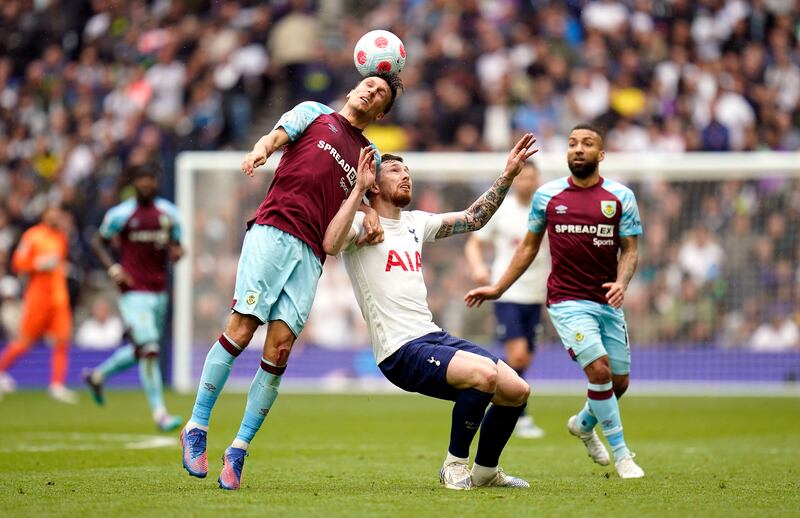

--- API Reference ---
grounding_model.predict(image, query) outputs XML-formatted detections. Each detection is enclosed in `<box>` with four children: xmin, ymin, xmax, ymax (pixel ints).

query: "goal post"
<box><xmin>173</xmin><ymin>151</ymin><xmax>800</xmax><ymax>394</ymax></box>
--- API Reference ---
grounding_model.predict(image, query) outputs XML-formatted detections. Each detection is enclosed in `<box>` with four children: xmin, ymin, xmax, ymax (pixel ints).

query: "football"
<box><xmin>353</xmin><ymin>30</ymin><xmax>406</xmax><ymax>77</ymax></box>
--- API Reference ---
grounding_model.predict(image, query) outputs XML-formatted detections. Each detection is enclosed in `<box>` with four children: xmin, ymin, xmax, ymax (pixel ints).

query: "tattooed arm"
<box><xmin>434</xmin><ymin>133</ymin><xmax>538</xmax><ymax>240</ymax></box>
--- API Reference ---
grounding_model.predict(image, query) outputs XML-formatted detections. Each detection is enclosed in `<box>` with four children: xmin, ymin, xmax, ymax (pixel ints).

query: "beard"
<box><xmin>568</xmin><ymin>157</ymin><xmax>598</xmax><ymax>179</ymax></box>
<box><xmin>391</xmin><ymin>189</ymin><xmax>412</xmax><ymax>208</ymax></box>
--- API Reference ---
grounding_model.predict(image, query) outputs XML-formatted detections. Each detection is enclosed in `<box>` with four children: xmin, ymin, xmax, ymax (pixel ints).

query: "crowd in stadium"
<box><xmin>0</xmin><ymin>0</ymin><xmax>798</xmax><ymax>350</ymax></box>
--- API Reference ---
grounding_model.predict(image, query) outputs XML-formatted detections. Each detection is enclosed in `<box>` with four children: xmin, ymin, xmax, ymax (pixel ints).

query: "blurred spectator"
<box><xmin>678</xmin><ymin>224</ymin><xmax>724</xmax><ymax>285</ymax></box>
<box><xmin>75</xmin><ymin>298</ymin><xmax>124</xmax><ymax>350</ymax></box>
<box><xmin>749</xmin><ymin>307</ymin><xmax>800</xmax><ymax>352</ymax></box>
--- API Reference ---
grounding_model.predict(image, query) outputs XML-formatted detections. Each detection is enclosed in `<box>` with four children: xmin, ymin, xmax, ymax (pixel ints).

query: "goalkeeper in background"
<box><xmin>0</xmin><ymin>204</ymin><xmax>76</xmax><ymax>404</ymax></box>
<box><xmin>84</xmin><ymin>163</ymin><xmax>184</xmax><ymax>432</ymax></box>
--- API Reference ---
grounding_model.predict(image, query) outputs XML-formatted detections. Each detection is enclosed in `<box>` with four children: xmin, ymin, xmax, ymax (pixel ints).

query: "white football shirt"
<box><xmin>474</xmin><ymin>195</ymin><xmax>550</xmax><ymax>304</ymax></box>
<box><xmin>341</xmin><ymin>211</ymin><xmax>443</xmax><ymax>364</ymax></box>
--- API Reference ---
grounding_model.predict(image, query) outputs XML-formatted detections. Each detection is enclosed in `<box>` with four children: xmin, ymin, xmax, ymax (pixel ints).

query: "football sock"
<box><xmin>138</xmin><ymin>354</ymin><xmax>166</xmax><ymax>417</ymax></box>
<box><xmin>444</xmin><ymin>451</ymin><xmax>468</xmax><ymax>466</ymax></box>
<box><xmin>587</xmin><ymin>382</ymin><xmax>630</xmax><ymax>461</ymax></box>
<box><xmin>474</xmin><ymin>403</ymin><xmax>526</xmax><ymax>468</ymax></box>
<box><xmin>448</xmin><ymin>388</ymin><xmax>494</xmax><ymax>458</ymax></box>
<box><xmin>576</xmin><ymin>400</ymin><xmax>599</xmax><ymax>432</ymax></box>
<box><xmin>231</xmin><ymin>438</ymin><xmax>250</xmax><ymax>450</ymax></box>
<box><xmin>51</xmin><ymin>340</ymin><xmax>69</xmax><ymax>386</ymax></box>
<box><xmin>190</xmin><ymin>335</ymin><xmax>241</xmax><ymax>427</ymax></box>
<box><xmin>95</xmin><ymin>343</ymin><xmax>137</xmax><ymax>381</ymax></box>
<box><xmin>234</xmin><ymin>359</ymin><xmax>283</xmax><ymax>444</ymax></box>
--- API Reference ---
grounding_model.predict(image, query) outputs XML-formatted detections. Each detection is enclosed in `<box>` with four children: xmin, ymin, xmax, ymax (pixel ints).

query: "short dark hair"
<box><xmin>570</xmin><ymin>123</ymin><xmax>605</xmax><ymax>149</ymax></box>
<box><xmin>381</xmin><ymin>153</ymin><xmax>404</xmax><ymax>163</ymax></box>
<box><xmin>128</xmin><ymin>161</ymin><xmax>161</xmax><ymax>181</ymax></box>
<box><xmin>364</xmin><ymin>72</ymin><xmax>404</xmax><ymax>115</ymax></box>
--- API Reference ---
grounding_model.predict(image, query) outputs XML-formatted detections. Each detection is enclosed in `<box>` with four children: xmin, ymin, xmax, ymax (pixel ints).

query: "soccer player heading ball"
<box><xmin>325</xmin><ymin>134</ymin><xmax>538</xmax><ymax>490</ymax></box>
<box><xmin>180</xmin><ymin>72</ymin><xmax>402</xmax><ymax>490</ymax></box>
<box><xmin>466</xmin><ymin>124</ymin><xmax>646</xmax><ymax>479</ymax></box>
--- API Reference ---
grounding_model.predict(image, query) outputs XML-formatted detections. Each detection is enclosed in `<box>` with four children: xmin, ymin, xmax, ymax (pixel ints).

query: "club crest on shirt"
<box><xmin>601</xmin><ymin>200</ymin><xmax>617</xmax><ymax>218</ymax></box>
<box><xmin>575</xmin><ymin>332</ymin><xmax>585</xmax><ymax>342</ymax></box>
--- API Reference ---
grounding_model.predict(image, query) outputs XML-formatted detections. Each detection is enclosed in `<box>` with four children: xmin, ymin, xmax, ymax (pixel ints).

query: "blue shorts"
<box><xmin>547</xmin><ymin>300</ymin><xmax>630</xmax><ymax>375</ymax></box>
<box><xmin>232</xmin><ymin>224</ymin><xmax>322</xmax><ymax>337</ymax></box>
<box><xmin>378</xmin><ymin>331</ymin><xmax>499</xmax><ymax>402</ymax></box>
<box><xmin>118</xmin><ymin>291</ymin><xmax>168</xmax><ymax>349</ymax></box>
<box><xmin>494</xmin><ymin>302</ymin><xmax>543</xmax><ymax>351</ymax></box>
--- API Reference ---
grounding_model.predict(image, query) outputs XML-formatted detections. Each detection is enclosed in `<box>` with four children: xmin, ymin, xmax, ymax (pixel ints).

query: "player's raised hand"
<box><xmin>355</xmin><ymin>146</ymin><xmax>377</xmax><ymax>193</ymax></box>
<box><xmin>464</xmin><ymin>285</ymin><xmax>502</xmax><ymax>308</ymax></box>
<box><xmin>241</xmin><ymin>149</ymin><xmax>267</xmax><ymax>177</ymax></box>
<box><xmin>503</xmin><ymin>133</ymin><xmax>539</xmax><ymax>178</ymax></box>
<box><xmin>602</xmin><ymin>281</ymin><xmax>626</xmax><ymax>308</ymax></box>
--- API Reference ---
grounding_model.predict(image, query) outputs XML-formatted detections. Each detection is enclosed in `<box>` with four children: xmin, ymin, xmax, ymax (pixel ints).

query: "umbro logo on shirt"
<box><xmin>555</xmin><ymin>204</ymin><xmax>568</xmax><ymax>214</ymax></box>
<box><xmin>327</xmin><ymin>123</ymin><xmax>339</xmax><ymax>133</ymax></box>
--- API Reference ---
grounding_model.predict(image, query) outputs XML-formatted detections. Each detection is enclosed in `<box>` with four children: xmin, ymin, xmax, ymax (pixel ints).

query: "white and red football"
<box><xmin>353</xmin><ymin>30</ymin><xmax>406</xmax><ymax>77</ymax></box>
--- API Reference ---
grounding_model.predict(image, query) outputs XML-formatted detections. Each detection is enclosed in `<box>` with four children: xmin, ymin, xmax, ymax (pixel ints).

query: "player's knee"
<box><xmin>614</xmin><ymin>378</ymin><xmax>629</xmax><ymax>399</ymax></box>
<box><xmin>225</xmin><ymin>314</ymin><xmax>258</xmax><ymax>348</ymax></box>
<box><xmin>584</xmin><ymin>359</ymin><xmax>612</xmax><ymax>384</ymax></box>
<box><xmin>264</xmin><ymin>332</ymin><xmax>295</xmax><ymax>366</ymax></box>
<box><xmin>472</xmin><ymin>362</ymin><xmax>498</xmax><ymax>393</ymax></box>
<box><xmin>511</xmin><ymin>379</ymin><xmax>531</xmax><ymax>406</ymax></box>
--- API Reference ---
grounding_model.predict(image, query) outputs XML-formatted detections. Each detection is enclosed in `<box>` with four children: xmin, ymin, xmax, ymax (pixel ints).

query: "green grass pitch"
<box><xmin>1</xmin><ymin>391</ymin><xmax>798</xmax><ymax>517</ymax></box>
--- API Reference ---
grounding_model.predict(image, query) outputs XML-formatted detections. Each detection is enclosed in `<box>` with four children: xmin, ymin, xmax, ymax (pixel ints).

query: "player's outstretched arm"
<box><xmin>465</xmin><ymin>230</ymin><xmax>544</xmax><ymax>308</ymax></box>
<box><xmin>241</xmin><ymin>127</ymin><xmax>290</xmax><ymax>177</ymax></box>
<box><xmin>603</xmin><ymin>235</ymin><xmax>638</xmax><ymax>308</ymax></box>
<box><xmin>323</xmin><ymin>147</ymin><xmax>377</xmax><ymax>255</ymax></box>
<box><xmin>435</xmin><ymin>133</ymin><xmax>537</xmax><ymax>239</ymax></box>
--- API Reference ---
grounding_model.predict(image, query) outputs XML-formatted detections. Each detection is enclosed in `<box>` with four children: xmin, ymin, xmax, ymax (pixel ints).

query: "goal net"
<box><xmin>173</xmin><ymin>151</ymin><xmax>800</xmax><ymax>394</ymax></box>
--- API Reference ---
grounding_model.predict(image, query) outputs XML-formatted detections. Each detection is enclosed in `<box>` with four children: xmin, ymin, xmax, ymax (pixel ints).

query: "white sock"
<box><xmin>471</xmin><ymin>463</ymin><xmax>498</xmax><ymax>485</ymax></box>
<box><xmin>232</xmin><ymin>438</ymin><xmax>250</xmax><ymax>451</ymax></box>
<box><xmin>152</xmin><ymin>407</ymin><xmax>167</xmax><ymax>422</ymax></box>
<box><xmin>444</xmin><ymin>451</ymin><xmax>469</xmax><ymax>466</ymax></box>
<box><xmin>185</xmin><ymin>420</ymin><xmax>208</xmax><ymax>432</ymax></box>
<box><xmin>91</xmin><ymin>371</ymin><xmax>104</xmax><ymax>384</ymax></box>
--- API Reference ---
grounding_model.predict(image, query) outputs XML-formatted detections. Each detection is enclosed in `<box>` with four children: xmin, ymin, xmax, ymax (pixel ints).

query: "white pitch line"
<box><xmin>0</xmin><ymin>433</ymin><xmax>178</xmax><ymax>453</ymax></box>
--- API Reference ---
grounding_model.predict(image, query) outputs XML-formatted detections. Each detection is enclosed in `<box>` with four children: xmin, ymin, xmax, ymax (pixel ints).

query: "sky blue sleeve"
<box><xmin>98</xmin><ymin>201</ymin><xmax>135</xmax><ymax>239</ymax></box>
<box><xmin>619</xmin><ymin>188</ymin><xmax>643</xmax><ymax>237</ymax></box>
<box><xmin>527</xmin><ymin>190</ymin><xmax>548</xmax><ymax>233</ymax></box>
<box><xmin>273</xmin><ymin>101</ymin><xmax>334</xmax><ymax>141</ymax></box>
<box><xmin>370</xmin><ymin>142</ymin><xmax>382</xmax><ymax>173</ymax></box>
<box><xmin>156</xmin><ymin>199</ymin><xmax>183</xmax><ymax>242</ymax></box>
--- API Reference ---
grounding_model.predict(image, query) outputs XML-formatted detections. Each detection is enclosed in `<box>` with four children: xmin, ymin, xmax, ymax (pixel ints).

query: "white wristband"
<box><xmin>108</xmin><ymin>263</ymin><xmax>123</xmax><ymax>277</ymax></box>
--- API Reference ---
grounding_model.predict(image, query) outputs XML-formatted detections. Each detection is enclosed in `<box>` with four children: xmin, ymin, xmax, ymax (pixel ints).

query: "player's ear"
<box><xmin>369</xmin><ymin>183</ymin><xmax>380</xmax><ymax>196</ymax></box>
<box><xmin>375</xmin><ymin>111</ymin><xmax>385</xmax><ymax>121</ymax></box>
<box><xmin>598</xmin><ymin>149</ymin><xmax>606</xmax><ymax>163</ymax></box>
